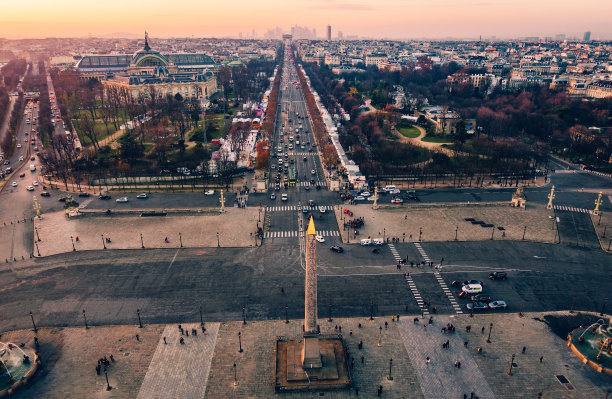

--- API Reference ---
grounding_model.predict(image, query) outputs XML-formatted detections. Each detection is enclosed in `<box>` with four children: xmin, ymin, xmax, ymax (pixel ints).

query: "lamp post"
<box><xmin>217</xmin><ymin>232</ymin><xmax>220</xmax><ymax>248</ymax></box>
<box><xmin>487</xmin><ymin>323</ymin><xmax>493</xmax><ymax>343</ymax></box>
<box><xmin>387</xmin><ymin>358</ymin><xmax>393</xmax><ymax>380</ymax></box>
<box><xmin>238</xmin><ymin>331</ymin><xmax>243</xmax><ymax>353</ymax></box>
<box><xmin>29</xmin><ymin>311</ymin><xmax>38</xmax><ymax>333</ymax></box>
<box><xmin>383</xmin><ymin>228</ymin><xmax>386</xmax><ymax>242</ymax></box>
<box><xmin>35</xmin><ymin>226</ymin><xmax>41</xmax><ymax>242</ymax></box>
<box><xmin>454</xmin><ymin>226</ymin><xmax>458</xmax><ymax>241</ymax></box>
<box><xmin>285</xmin><ymin>304</ymin><xmax>289</xmax><ymax>324</ymax></box>
<box><xmin>370</xmin><ymin>300</ymin><xmax>374</xmax><ymax>320</ymax></box>
<box><xmin>507</xmin><ymin>353</ymin><xmax>516</xmax><ymax>375</ymax></box>
<box><xmin>378</xmin><ymin>326</ymin><xmax>382</xmax><ymax>347</ymax></box>
<box><xmin>137</xmin><ymin>308</ymin><xmax>143</xmax><ymax>328</ymax></box>
<box><xmin>140</xmin><ymin>233</ymin><xmax>144</xmax><ymax>248</ymax></box>
<box><xmin>199</xmin><ymin>306</ymin><xmax>204</xmax><ymax>326</ymax></box>
<box><xmin>83</xmin><ymin>309</ymin><xmax>88</xmax><ymax>329</ymax></box>
<box><xmin>233</xmin><ymin>363</ymin><xmax>238</xmax><ymax>386</ymax></box>
<box><xmin>601</xmin><ymin>298</ymin><xmax>608</xmax><ymax>316</ymax></box>
<box><xmin>105</xmin><ymin>371</ymin><xmax>112</xmax><ymax>391</ymax></box>
<box><xmin>522</xmin><ymin>226</ymin><xmax>527</xmax><ymax>240</ymax></box>
<box><xmin>35</xmin><ymin>242</ymin><xmax>40</xmax><ymax>257</ymax></box>
<box><xmin>70</xmin><ymin>235</ymin><xmax>76</xmax><ymax>251</ymax></box>
<box><xmin>470</xmin><ymin>300</ymin><xmax>474</xmax><ymax>318</ymax></box>
<box><xmin>101</xmin><ymin>234</ymin><xmax>106</xmax><ymax>249</ymax></box>
<box><xmin>328</xmin><ymin>304</ymin><xmax>332</xmax><ymax>322</ymax></box>
<box><xmin>179</xmin><ymin>232</ymin><xmax>183</xmax><ymax>248</ymax></box>
<box><xmin>570</xmin><ymin>296</ymin><xmax>576</xmax><ymax>313</ymax></box>
<box><xmin>491</xmin><ymin>226</ymin><xmax>495</xmax><ymax>240</ymax></box>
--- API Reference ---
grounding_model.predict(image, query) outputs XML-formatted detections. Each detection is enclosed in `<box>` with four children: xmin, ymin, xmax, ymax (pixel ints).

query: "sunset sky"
<box><xmin>1</xmin><ymin>0</ymin><xmax>611</xmax><ymax>40</ymax></box>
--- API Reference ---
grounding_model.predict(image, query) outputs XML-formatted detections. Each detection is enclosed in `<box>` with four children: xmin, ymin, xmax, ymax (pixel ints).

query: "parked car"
<box><xmin>466</xmin><ymin>302</ymin><xmax>489</xmax><ymax>311</ymax></box>
<box><xmin>471</xmin><ymin>294</ymin><xmax>491</xmax><ymax>302</ymax></box>
<box><xmin>32</xmin><ymin>181</ymin><xmax>38</xmax><ymax>186</ymax></box>
<box><xmin>461</xmin><ymin>284</ymin><xmax>483</xmax><ymax>294</ymax></box>
<box><xmin>488</xmin><ymin>301</ymin><xmax>507</xmax><ymax>310</ymax></box>
<box><xmin>116</xmin><ymin>197</ymin><xmax>129</xmax><ymax>203</ymax></box>
<box><xmin>488</xmin><ymin>272</ymin><xmax>508</xmax><ymax>280</ymax></box>
<box><xmin>99</xmin><ymin>194</ymin><xmax>111</xmax><ymax>200</ymax></box>
<box><xmin>315</xmin><ymin>235</ymin><xmax>325</xmax><ymax>243</ymax></box>
<box><xmin>360</xmin><ymin>238</ymin><xmax>372</xmax><ymax>246</ymax></box>
<box><xmin>330</xmin><ymin>246</ymin><xmax>344</xmax><ymax>253</ymax></box>
<box><xmin>136</xmin><ymin>193</ymin><xmax>148</xmax><ymax>199</ymax></box>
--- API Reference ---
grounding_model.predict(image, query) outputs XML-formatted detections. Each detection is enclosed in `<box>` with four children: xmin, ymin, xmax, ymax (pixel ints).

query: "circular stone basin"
<box><xmin>0</xmin><ymin>342</ymin><xmax>38</xmax><ymax>394</ymax></box>
<box><xmin>568</xmin><ymin>320</ymin><xmax>612</xmax><ymax>375</ymax></box>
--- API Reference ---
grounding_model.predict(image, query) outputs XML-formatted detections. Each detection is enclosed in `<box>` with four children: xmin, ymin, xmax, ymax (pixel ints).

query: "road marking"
<box><xmin>414</xmin><ymin>242</ymin><xmax>431</xmax><ymax>262</ymax></box>
<box><xmin>552</xmin><ymin>204</ymin><xmax>592</xmax><ymax>214</ymax></box>
<box><xmin>404</xmin><ymin>273</ymin><xmax>429</xmax><ymax>316</ymax></box>
<box><xmin>165</xmin><ymin>248</ymin><xmax>181</xmax><ymax>273</ymax></box>
<box><xmin>264</xmin><ymin>230</ymin><xmax>339</xmax><ymax>239</ymax></box>
<box><xmin>434</xmin><ymin>271</ymin><xmax>463</xmax><ymax>314</ymax></box>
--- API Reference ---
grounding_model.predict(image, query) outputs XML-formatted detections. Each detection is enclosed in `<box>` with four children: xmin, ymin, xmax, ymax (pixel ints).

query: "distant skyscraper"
<box><xmin>583</xmin><ymin>31</ymin><xmax>591</xmax><ymax>41</ymax></box>
<box><xmin>338</xmin><ymin>31</ymin><xmax>343</xmax><ymax>40</ymax></box>
<box><xmin>327</xmin><ymin>25</ymin><xmax>331</xmax><ymax>41</ymax></box>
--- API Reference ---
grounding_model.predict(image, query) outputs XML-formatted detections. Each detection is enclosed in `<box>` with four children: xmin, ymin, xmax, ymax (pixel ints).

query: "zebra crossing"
<box><xmin>296</xmin><ymin>181</ymin><xmax>326</xmax><ymax>187</ymax></box>
<box><xmin>266</xmin><ymin>205</ymin><xmax>335</xmax><ymax>212</ymax></box>
<box><xmin>388</xmin><ymin>243</ymin><xmax>403</xmax><ymax>263</ymax></box>
<box><xmin>413</xmin><ymin>242</ymin><xmax>430</xmax><ymax>263</ymax></box>
<box><xmin>404</xmin><ymin>274</ymin><xmax>429</xmax><ymax>316</ymax></box>
<box><xmin>292</xmin><ymin>152</ymin><xmax>315</xmax><ymax>156</ymax></box>
<box><xmin>552</xmin><ymin>205</ymin><xmax>593</xmax><ymax>214</ymax></box>
<box><xmin>264</xmin><ymin>230</ymin><xmax>340</xmax><ymax>239</ymax></box>
<box><xmin>434</xmin><ymin>272</ymin><xmax>463</xmax><ymax>314</ymax></box>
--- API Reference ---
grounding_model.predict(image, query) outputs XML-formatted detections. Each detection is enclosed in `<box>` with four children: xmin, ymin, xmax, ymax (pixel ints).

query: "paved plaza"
<box><xmin>33</xmin><ymin>207</ymin><xmax>261</xmax><ymax>256</ymax></box>
<box><xmin>335</xmin><ymin>203</ymin><xmax>557</xmax><ymax>244</ymax></box>
<box><xmin>3</xmin><ymin>312</ymin><xmax>610</xmax><ymax>398</ymax></box>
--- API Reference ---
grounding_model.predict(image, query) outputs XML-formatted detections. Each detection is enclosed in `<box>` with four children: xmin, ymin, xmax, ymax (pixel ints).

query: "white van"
<box><xmin>462</xmin><ymin>284</ymin><xmax>483</xmax><ymax>294</ymax></box>
<box><xmin>383</xmin><ymin>185</ymin><xmax>397</xmax><ymax>192</ymax></box>
<box><xmin>373</xmin><ymin>238</ymin><xmax>384</xmax><ymax>245</ymax></box>
<box><xmin>360</xmin><ymin>238</ymin><xmax>372</xmax><ymax>246</ymax></box>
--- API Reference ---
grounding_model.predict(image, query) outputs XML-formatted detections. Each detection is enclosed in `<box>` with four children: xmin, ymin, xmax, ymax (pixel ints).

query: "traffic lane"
<box><xmin>548</xmin><ymin>170</ymin><xmax>612</xmax><ymax>189</ymax></box>
<box><xmin>526</xmin><ymin>187</ymin><xmax>610</xmax><ymax>210</ymax></box>
<box><xmin>81</xmin><ymin>192</ymin><xmax>237</xmax><ymax>210</ymax></box>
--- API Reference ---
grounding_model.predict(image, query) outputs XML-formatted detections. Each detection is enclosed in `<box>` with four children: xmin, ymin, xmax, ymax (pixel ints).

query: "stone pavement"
<box><xmin>2</xmin><ymin>313</ymin><xmax>609</xmax><ymax>398</ymax></box>
<box><xmin>33</xmin><ymin>207</ymin><xmax>260</xmax><ymax>256</ymax></box>
<box><xmin>335</xmin><ymin>203</ymin><xmax>556</xmax><ymax>244</ymax></box>
<box><xmin>136</xmin><ymin>323</ymin><xmax>220</xmax><ymax>399</ymax></box>
<box><xmin>398</xmin><ymin>316</ymin><xmax>496</xmax><ymax>399</ymax></box>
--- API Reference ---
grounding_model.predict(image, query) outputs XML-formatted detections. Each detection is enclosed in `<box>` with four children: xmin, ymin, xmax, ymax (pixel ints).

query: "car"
<box><xmin>391</xmin><ymin>198</ymin><xmax>403</xmax><ymax>204</ymax></box>
<box><xmin>330</xmin><ymin>246</ymin><xmax>344</xmax><ymax>253</ymax></box>
<box><xmin>26</xmin><ymin>186</ymin><xmax>34</xmax><ymax>191</ymax></box>
<box><xmin>406</xmin><ymin>189</ymin><xmax>418</xmax><ymax>200</ymax></box>
<box><xmin>58</xmin><ymin>197</ymin><xmax>68</xmax><ymax>202</ymax></box>
<box><xmin>11</xmin><ymin>182</ymin><xmax>17</xmax><ymax>187</ymax></box>
<box><xmin>19</xmin><ymin>172</ymin><xmax>25</xmax><ymax>178</ymax></box>
<box><xmin>488</xmin><ymin>301</ymin><xmax>507</xmax><ymax>310</ymax></box>
<box><xmin>461</xmin><ymin>284</ymin><xmax>483</xmax><ymax>294</ymax></box>
<box><xmin>137</xmin><ymin>193</ymin><xmax>148</xmax><ymax>199</ymax></box>
<box><xmin>354</xmin><ymin>196</ymin><xmax>366</xmax><ymax>201</ymax></box>
<box><xmin>19</xmin><ymin>156</ymin><xmax>24</xmax><ymax>161</ymax></box>
<box><xmin>116</xmin><ymin>197</ymin><xmax>129</xmax><ymax>203</ymax></box>
<box><xmin>78</xmin><ymin>192</ymin><xmax>90</xmax><ymax>197</ymax></box>
<box><xmin>315</xmin><ymin>235</ymin><xmax>325</xmax><ymax>243</ymax></box>
<box><xmin>304</xmin><ymin>185</ymin><xmax>310</xmax><ymax>190</ymax></box>
<box><xmin>271</xmin><ymin>164</ymin><xmax>276</xmax><ymax>170</ymax></box>
<box><xmin>32</xmin><ymin>181</ymin><xmax>38</xmax><ymax>186</ymax></box>
<box><xmin>488</xmin><ymin>271</ymin><xmax>508</xmax><ymax>280</ymax></box>
<box><xmin>204</xmin><ymin>190</ymin><xmax>215</xmax><ymax>196</ymax></box>
<box><xmin>311</xmin><ymin>169</ymin><xmax>316</xmax><ymax>175</ymax></box>
<box><xmin>275</xmin><ymin>184</ymin><xmax>280</xmax><ymax>191</ymax></box>
<box><xmin>466</xmin><ymin>302</ymin><xmax>489</xmax><ymax>311</ymax></box>
<box><xmin>470</xmin><ymin>294</ymin><xmax>491</xmax><ymax>302</ymax></box>
<box><xmin>281</xmin><ymin>194</ymin><xmax>288</xmax><ymax>201</ymax></box>
<box><xmin>463</xmin><ymin>280</ymin><xmax>483</xmax><ymax>287</ymax></box>
<box><xmin>319</xmin><ymin>207</ymin><xmax>326</xmax><ymax>213</ymax></box>
<box><xmin>99</xmin><ymin>194</ymin><xmax>111</xmax><ymax>200</ymax></box>
<box><xmin>30</xmin><ymin>157</ymin><xmax>35</xmax><ymax>161</ymax></box>
<box><xmin>303</xmin><ymin>157</ymin><xmax>308</xmax><ymax>162</ymax></box>
<box><xmin>359</xmin><ymin>191</ymin><xmax>371</xmax><ymax>197</ymax></box>
<box><xmin>270</xmin><ymin>193</ymin><xmax>276</xmax><ymax>200</ymax></box>
<box><xmin>16</xmin><ymin>144</ymin><xmax>21</xmax><ymax>148</ymax></box>
<box><xmin>40</xmin><ymin>191</ymin><xmax>50</xmax><ymax>197</ymax></box>
<box><xmin>302</xmin><ymin>206</ymin><xmax>309</xmax><ymax>214</ymax></box>
<box><xmin>360</xmin><ymin>238</ymin><xmax>372</xmax><ymax>246</ymax></box>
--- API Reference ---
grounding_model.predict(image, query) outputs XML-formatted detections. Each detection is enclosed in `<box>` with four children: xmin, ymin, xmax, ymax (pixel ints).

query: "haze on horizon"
<box><xmin>1</xmin><ymin>0</ymin><xmax>611</xmax><ymax>40</ymax></box>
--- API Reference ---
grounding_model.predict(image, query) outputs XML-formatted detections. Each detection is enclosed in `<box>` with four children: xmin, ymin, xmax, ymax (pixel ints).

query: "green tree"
<box><xmin>118</xmin><ymin>132</ymin><xmax>144</xmax><ymax>163</ymax></box>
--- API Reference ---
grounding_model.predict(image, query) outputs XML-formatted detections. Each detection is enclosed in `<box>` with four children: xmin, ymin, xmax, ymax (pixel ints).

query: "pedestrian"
<box><xmin>361</xmin><ymin>355</ymin><xmax>364</xmax><ymax>364</ymax></box>
<box><xmin>409</xmin><ymin>234</ymin><xmax>412</xmax><ymax>240</ymax></box>
<box><xmin>457</xmin><ymin>361</ymin><xmax>461</xmax><ymax>368</ymax></box>
<box><xmin>163</xmin><ymin>336</ymin><xmax>167</xmax><ymax>344</ymax></box>
<box><xmin>110</xmin><ymin>354</ymin><xmax>114</xmax><ymax>362</ymax></box>
<box><xmin>464</xmin><ymin>341</ymin><xmax>468</xmax><ymax>348</ymax></box>
<box><xmin>432</xmin><ymin>306</ymin><xmax>437</xmax><ymax>314</ymax></box>
<box><xmin>385</xmin><ymin>321</ymin><xmax>388</xmax><ymax>329</ymax></box>
<box><xmin>335</xmin><ymin>325</ymin><xmax>338</xmax><ymax>331</ymax></box>
<box><xmin>358</xmin><ymin>323</ymin><xmax>362</xmax><ymax>328</ymax></box>
<box><xmin>423</xmin><ymin>324</ymin><xmax>427</xmax><ymax>330</ymax></box>
<box><xmin>355</xmin><ymin>387</ymin><xmax>359</xmax><ymax>396</ymax></box>
<box><xmin>136</xmin><ymin>334</ymin><xmax>140</xmax><ymax>342</ymax></box>
<box><xmin>446</xmin><ymin>340</ymin><xmax>450</xmax><ymax>348</ymax></box>
<box><xmin>466</xmin><ymin>325</ymin><xmax>471</xmax><ymax>332</ymax></box>
<box><xmin>454</xmin><ymin>360</ymin><xmax>459</xmax><ymax>367</ymax></box>
<box><xmin>540</xmin><ymin>356</ymin><xmax>543</xmax><ymax>363</ymax></box>
<box><xmin>522</xmin><ymin>346</ymin><xmax>526</xmax><ymax>354</ymax></box>
<box><xmin>426</xmin><ymin>356</ymin><xmax>430</xmax><ymax>364</ymax></box>
<box><xmin>377</xmin><ymin>385</ymin><xmax>383</xmax><ymax>396</ymax></box>
<box><xmin>464</xmin><ymin>394</ymin><xmax>468</xmax><ymax>399</ymax></box>
<box><xmin>179</xmin><ymin>337</ymin><xmax>184</xmax><ymax>345</ymax></box>
<box><xmin>339</xmin><ymin>326</ymin><xmax>342</xmax><ymax>333</ymax></box>
<box><xmin>414</xmin><ymin>317</ymin><xmax>419</xmax><ymax>325</ymax></box>
<box><xmin>358</xmin><ymin>340</ymin><xmax>363</xmax><ymax>350</ymax></box>
<box><xmin>76</xmin><ymin>236</ymin><xmax>79</xmax><ymax>242</ymax></box>
<box><xmin>96</xmin><ymin>364</ymin><xmax>100</xmax><ymax>375</ymax></box>
<box><xmin>185</xmin><ymin>330</ymin><xmax>189</xmax><ymax>337</ymax></box>
<box><xmin>349</xmin><ymin>330</ymin><xmax>353</xmax><ymax>336</ymax></box>
<box><xmin>396</xmin><ymin>313</ymin><xmax>400</xmax><ymax>321</ymax></box>
<box><xmin>178</xmin><ymin>324</ymin><xmax>182</xmax><ymax>332</ymax></box>
<box><xmin>471</xmin><ymin>393</ymin><xmax>475</xmax><ymax>399</ymax></box>
<box><xmin>481</xmin><ymin>326</ymin><xmax>485</xmax><ymax>334</ymax></box>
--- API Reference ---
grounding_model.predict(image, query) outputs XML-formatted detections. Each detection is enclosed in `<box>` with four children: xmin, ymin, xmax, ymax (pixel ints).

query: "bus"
<box><xmin>289</xmin><ymin>167</ymin><xmax>296</xmax><ymax>184</ymax></box>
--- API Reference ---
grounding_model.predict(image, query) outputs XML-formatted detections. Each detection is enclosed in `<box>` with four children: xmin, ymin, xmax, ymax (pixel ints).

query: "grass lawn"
<box><xmin>422</xmin><ymin>136</ymin><xmax>453</xmax><ymax>143</ymax></box>
<box><xmin>72</xmin><ymin>120</ymin><xmax>117</xmax><ymax>146</ymax></box>
<box><xmin>398</xmin><ymin>125</ymin><xmax>420</xmax><ymax>138</ymax></box>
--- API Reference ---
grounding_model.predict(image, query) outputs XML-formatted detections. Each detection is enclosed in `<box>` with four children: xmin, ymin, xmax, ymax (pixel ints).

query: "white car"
<box><xmin>359</xmin><ymin>191</ymin><xmax>371</xmax><ymax>197</ymax></box>
<box><xmin>116</xmin><ymin>197</ymin><xmax>129</xmax><ymax>203</ymax></box>
<box><xmin>11</xmin><ymin>182</ymin><xmax>17</xmax><ymax>187</ymax></box>
<box><xmin>32</xmin><ymin>181</ymin><xmax>38</xmax><ymax>186</ymax></box>
<box><xmin>16</xmin><ymin>144</ymin><xmax>22</xmax><ymax>148</ymax></box>
<box><xmin>315</xmin><ymin>235</ymin><xmax>325</xmax><ymax>243</ymax></box>
<box><xmin>488</xmin><ymin>301</ymin><xmax>507</xmax><ymax>310</ymax></box>
<box><xmin>136</xmin><ymin>193</ymin><xmax>148</xmax><ymax>199</ymax></box>
<box><xmin>19</xmin><ymin>156</ymin><xmax>24</xmax><ymax>161</ymax></box>
<box><xmin>462</xmin><ymin>284</ymin><xmax>483</xmax><ymax>294</ymax></box>
<box><xmin>311</xmin><ymin>169</ymin><xmax>316</xmax><ymax>175</ymax></box>
<box><xmin>281</xmin><ymin>194</ymin><xmax>288</xmax><ymax>201</ymax></box>
<box><xmin>204</xmin><ymin>190</ymin><xmax>214</xmax><ymax>195</ymax></box>
<box><xmin>319</xmin><ymin>207</ymin><xmax>326</xmax><ymax>213</ymax></box>
<box><xmin>26</xmin><ymin>185</ymin><xmax>34</xmax><ymax>191</ymax></box>
<box><xmin>360</xmin><ymin>238</ymin><xmax>372</xmax><ymax>246</ymax></box>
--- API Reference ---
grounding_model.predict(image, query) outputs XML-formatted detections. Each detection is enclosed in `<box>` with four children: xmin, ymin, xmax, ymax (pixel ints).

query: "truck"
<box><xmin>289</xmin><ymin>167</ymin><xmax>296</xmax><ymax>184</ymax></box>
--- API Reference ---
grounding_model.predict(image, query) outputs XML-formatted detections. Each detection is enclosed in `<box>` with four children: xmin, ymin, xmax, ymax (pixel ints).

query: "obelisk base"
<box><xmin>301</xmin><ymin>335</ymin><xmax>323</xmax><ymax>369</ymax></box>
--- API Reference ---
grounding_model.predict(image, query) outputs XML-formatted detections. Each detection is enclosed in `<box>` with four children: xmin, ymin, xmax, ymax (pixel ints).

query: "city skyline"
<box><xmin>1</xmin><ymin>0</ymin><xmax>612</xmax><ymax>40</ymax></box>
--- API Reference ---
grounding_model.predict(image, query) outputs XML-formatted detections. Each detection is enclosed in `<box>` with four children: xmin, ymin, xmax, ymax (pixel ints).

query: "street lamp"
<box><xmin>570</xmin><ymin>296</ymin><xmax>576</xmax><ymax>313</ymax></box>
<box><xmin>285</xmin><ymin>304</ymin><xmax>289</xmax><ymax>324</ymax></box>
<box><xmin>137</xmin><ymin>308</ymin><xmax>143</xmax><ymax>328</ymax></box>
<box><xmin>238</xmin><ymin>331</ymin><xmax>243</xmax><ymax>353</ymax></box>
<box><xmin>35</xmin><ymin>242</ymin><xmax>40</xmax><ymax>257</ymax></box>
<box><xmin>490</xmin><ymin>226</ymin><xmax>495</xmax><ymax>240</ymax></box>
<box><xmin>242</xmin><ymin>306</ymin><xmax>247</xmax><ymax>325</ymax></box>
<box><xmin>487</xmin><ymin>323</ymin><xmax>493</xmax><ymax>343</ymax></box>
<box><xmin>454</xmin><ymin>226</ymin><xmax>458</xmax><ymax>241</ymax></box>
<box><xmin>328</xmin><ymin>304</ymin><xmax>332</xmax><ymax>322</ymax></box>
<box><xmin>35</xmin><ymin>226</ymin><xmax>41</xmax><ymax>242</ymax></box>
<box><xmin>83</xmin><ymin>309</ymin><xmax>88</xmax><ymax>329</ymax></box>
<box><xmin>370</xmin><ymin>300</ymin><xmax>374</xmax><ymax>320</ymax></box>
<box><xmin>29</xmin><ymin>311</ymin><xmax>38</xmax><ymax>333</ymax></box>
<box><xmin>388</xmin><ymin>358</ymin><xmax>393</xmax><ymax>380</ymax></box>
<box><xmin>507</xmin><ymin>353</ymin><xmax>516</xmax><ymax>375</ymax></box>
<box><xmin>179</xmin><ymin>232</ymin><xmax>183</xmax><ymax>248</ymax></box>
<box><xmin>105</xmin><ymin>371</ymin><xmax>112</xmax><ymax>391</ymax></box>
<box><xmin>140</xmin><ymin>233</ymin><xmax>144</xmax><ymax>248</ymax></box>
<box><xmin>601</xmin><ymin>298</ymin><xmax>608</xmax><ymax>316</ymax></box>
<box><xmin>199</xmin><ymin>306</ymin><xmax>204</xmax><ymax>326</ymax></box>
<box><xmin>378</xmin><ymin>326</ymin><xmax>382</xmax><ymax>347</ymax></box>
<box><xmin>217</xmin><ymin>232</ymin><xmax>220</xmax><ymax>248</ymax></box>
<box><xmin>70</xmin><ymin>235</ymin><xmax>76</xmax><ymax>251</ymax></box>
<box><xmin>101</xmin><ymin>234</ymin><xmax>106</xmax><ymax>249</ymax></box>
<box><xmin>233</xmin><ymin>363</ymin><xmax>238</xmax><ymax>386</ymax></box>
<box><xmin>522</xmin><ymin>226</ymin><xmax>527</xmax><ymax>240</ymax></box>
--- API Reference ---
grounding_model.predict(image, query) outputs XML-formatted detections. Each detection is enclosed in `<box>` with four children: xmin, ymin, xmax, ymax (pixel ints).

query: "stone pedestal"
<box><xmin>301</xmin><ymin>335</ymin><xmax>322</xmax><ymax>369</ymax></box>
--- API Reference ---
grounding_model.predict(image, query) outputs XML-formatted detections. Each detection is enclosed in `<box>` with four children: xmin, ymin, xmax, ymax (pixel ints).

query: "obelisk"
<box><xmin>302</xmin><ymin>216</ymin><xmax>322</xmax><ymax>369</ymax></box>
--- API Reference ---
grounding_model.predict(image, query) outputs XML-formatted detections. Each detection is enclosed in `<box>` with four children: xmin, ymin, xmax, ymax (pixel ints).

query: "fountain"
<box><xmin>567</xmin><ymin>317</ymin><xmax>612</xmax><ymax>375</ymax></box>
<box><xmin>0</xmin><ymin>342</ymin><xmax>39</xmax><ymax>395</ymax></box>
